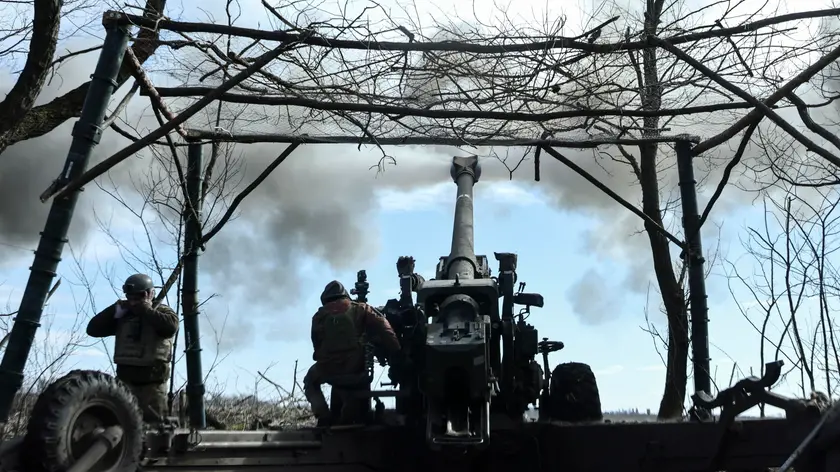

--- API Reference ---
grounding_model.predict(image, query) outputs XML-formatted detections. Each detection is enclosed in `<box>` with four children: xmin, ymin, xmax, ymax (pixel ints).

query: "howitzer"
<box><xmin>366</xmin><ymin>156</ymin><xmax>596</xmax><ymax>449</ymax></box>
<box><xmin>418</xmin><ymin>156</ymin><xmax>496</xmax><ymax>446</ymax></box>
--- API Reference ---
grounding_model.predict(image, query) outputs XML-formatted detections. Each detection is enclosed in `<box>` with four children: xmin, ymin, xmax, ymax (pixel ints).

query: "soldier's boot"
<box><xmin>337</xmin><ymin>391</ymin><xmax>366</xmax><ymax>425</ymax></box>
<box><xmin>304</xmin><ymin>385</ymin><xmax>331</xmax><ymax>427</ymax></box>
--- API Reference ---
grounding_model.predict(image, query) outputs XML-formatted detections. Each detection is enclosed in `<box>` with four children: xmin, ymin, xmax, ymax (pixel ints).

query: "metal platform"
<box><xmin>141</xmin><ymin>415</ymin><xmax>824</xmax><ymax>472</ymax></box>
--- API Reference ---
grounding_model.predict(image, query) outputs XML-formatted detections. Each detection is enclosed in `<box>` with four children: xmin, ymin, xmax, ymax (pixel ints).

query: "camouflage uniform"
<box><xmin>87</xmin><ymin>274</ymin><xmax>179</xmax><ymax>422</ymax></box>
<box><xmin>304</xmin><ymin>280</ymin><xmax>401</xmax><ymax>425</ymax></box>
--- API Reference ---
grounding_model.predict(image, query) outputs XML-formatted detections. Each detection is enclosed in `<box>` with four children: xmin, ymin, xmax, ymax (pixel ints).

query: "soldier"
<box><xmin>86</xmin><ymin>273</ymin><xmax>179</xmax><ymax>422</ymax></box>
<box><xmin>304</xmin><ymin>280</ymin><xmax>401</xmax><ymax>427</ymax></box>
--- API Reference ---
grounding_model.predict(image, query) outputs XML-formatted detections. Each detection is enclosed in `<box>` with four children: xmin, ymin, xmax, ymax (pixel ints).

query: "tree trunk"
<box><xmin>638</xmin><ymin>0</ymin><xmax>690</xmax><ymax>419</ymax></box>
<box><xmin>0</xmin><ymin>0</ymin><xmax>167</xmax><ymax>153</ymax></box>
<box><xmin>0</xmin><ymin>0</ymin><xmax>63</xmax><ymax>153</ymax></box>
<box><xmin>640</xmin><ymin>143</ymin><xmax>689</xmax><ymax>419</ymax></box>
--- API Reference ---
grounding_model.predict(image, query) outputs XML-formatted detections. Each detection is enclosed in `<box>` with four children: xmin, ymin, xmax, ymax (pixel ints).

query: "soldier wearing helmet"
<box><xmin>86</xmin><ymin>273</ymin><xmax>179</xmax><ymax>422</ymax></box>
<box><xmin>304</xmin><ymin>280</ymin><xmax>401</xmax><ymax>427</ymax></box>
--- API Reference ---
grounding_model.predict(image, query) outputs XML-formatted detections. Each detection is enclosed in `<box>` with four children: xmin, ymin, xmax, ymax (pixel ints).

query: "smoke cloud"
<box><xmin>198</xmin><ymin>144</ymin><xmax>505</xmax><ymax>344</ymax></box>
<box><xmin>0</xmin><ymin>76</ymin><xmax>786</xmax><ymax>342</ymax></box>
<box><xmin>0</xmin><ymin>122</ymin><xmax>88</xmax><ymax>262</ymax></box>
<box><xmin>567</xmin><ymin>268</ymin><xmax>623</xmax><ymax>325</ymax></box>
<box><xmin>0</xmin><ymin>46</ymin><xmax>136</xmax><ymax>265</ymax></box>
<box><xmin>198</xmin><ymin>147</ymin><xmax>408</xmax><ymax>276</ymax></box>
<box><xmin>3</xmin><ymin>6</ymin><xmax>837</xmax><ymax>345</ymax></box>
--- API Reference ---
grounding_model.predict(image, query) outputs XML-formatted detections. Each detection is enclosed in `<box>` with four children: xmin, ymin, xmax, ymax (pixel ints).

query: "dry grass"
<box><xmin>0</xmin><ymin>393</ymin><xmax>39</xmax><ymax>441</ymax></box>
<box><xmin>200</xmin><ymin>392</ymin><xmax>315</xmax><ymax>430</ymax></box>
<box><xmin>0</xmin><ymin>384</ymin><xmax>315</xmax><ymax>441</ymax></box>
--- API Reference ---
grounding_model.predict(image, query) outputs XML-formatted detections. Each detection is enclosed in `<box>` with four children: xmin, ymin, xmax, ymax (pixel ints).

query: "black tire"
<box><xmin>547</xmin><ymin>362</ymin><xmax>603</xmax><ymax>422</ymax></box>
<box><xmin>22</xmin><ymin>370</ymin><xmax>144</xmax><ymax>472</ymax></box>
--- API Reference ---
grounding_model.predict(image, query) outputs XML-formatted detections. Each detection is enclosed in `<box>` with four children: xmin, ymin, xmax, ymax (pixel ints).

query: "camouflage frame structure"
<box><xmin>1</xmin><ymin>9</ymin><xmax>840</xmax><ymax>472</ymax></box>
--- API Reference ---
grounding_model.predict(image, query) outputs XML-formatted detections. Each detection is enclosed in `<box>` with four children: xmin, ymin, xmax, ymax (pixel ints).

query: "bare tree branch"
<box><xmin>0</xmin><ymin>0</ymin><xmax>63</xmax><ymax>153</ymax></box>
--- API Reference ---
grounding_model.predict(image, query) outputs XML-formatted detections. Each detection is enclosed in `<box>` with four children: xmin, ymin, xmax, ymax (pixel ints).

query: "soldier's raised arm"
<box><xmin>86</xmin><ymin>303</ymin><xmax>118</xmax><ymax>338</ymax></box>
<box><xmin>360</xmin><ymin>304</ymin><xmax>401</xmax><ymax>354</ymax></box>
<box><xmin>397</xmin><ymin>256</ymin><xmax>424</xmax><ymax>292</ymax></box>
<box><xmin>137</xmin><ymin>303</ymin><xmax>180</xmax><ymax>338</ymax></box>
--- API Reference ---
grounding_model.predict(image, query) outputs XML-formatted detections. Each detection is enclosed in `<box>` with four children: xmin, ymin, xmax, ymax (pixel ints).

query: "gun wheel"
<box><xmin>548</xmin><ymin>362</ymin><xmax>603</xmax><ymax>422</ymax></box>
<box><xmin>23</xmin><ymin>370</ymin><xmax>144</xmax><ymax>472</ymax></box>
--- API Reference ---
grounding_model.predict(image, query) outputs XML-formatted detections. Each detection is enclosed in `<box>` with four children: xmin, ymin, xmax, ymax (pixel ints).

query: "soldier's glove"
<box><xmin>115</xmin><ymin>300</ymin><xmax>128</xmax><ymax>319</ymax></box>
<box><xmin>396</xmin><ymin>256</ymin><xmax>416</xmax><ymax>276</ymax></box>
<box><xmin>126</xmin><ymin>297</ymin><xmax>152</xmax><ymax>315</ymax></box>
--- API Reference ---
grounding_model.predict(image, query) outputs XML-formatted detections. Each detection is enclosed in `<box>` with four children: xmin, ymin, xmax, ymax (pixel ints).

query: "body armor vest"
<box><xmin>319</xmin><ymin>304</ymin><xmax>363</xmax><ymax>358</ymax></box>
<box><xmin>113</xmin><ymin>311</ymin><xmax>173</xmax><ymax>367</ymax></box>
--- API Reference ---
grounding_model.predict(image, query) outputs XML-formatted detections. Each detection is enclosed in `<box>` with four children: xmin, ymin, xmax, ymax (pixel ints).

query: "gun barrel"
<box><xmin>447</xmin><ymin>156</ymin><xmax>481</xmax><ymax>280</ymax></box>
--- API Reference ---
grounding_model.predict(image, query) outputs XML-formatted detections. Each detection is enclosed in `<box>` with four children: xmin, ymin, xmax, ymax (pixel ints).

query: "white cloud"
<box><xmin>484</xmin><ymin>182</ymin><xmax>541</xmax><ymax>206</ymax></box>
<box><xmin>377</xmin><ymin>181</ymin><xmax>542</xmax><ymax>213</ymax></box>
<box><xmin>377</xmin><ymin>183</ymin><xmax>450</xmax><ymax>212</ymax></box>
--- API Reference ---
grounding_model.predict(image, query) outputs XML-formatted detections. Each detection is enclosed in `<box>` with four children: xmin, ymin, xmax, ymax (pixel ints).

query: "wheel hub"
<box><xmin>68</xmin><ymin>405</ymin><xmax>125</xmax><ymax>472</ymax></box>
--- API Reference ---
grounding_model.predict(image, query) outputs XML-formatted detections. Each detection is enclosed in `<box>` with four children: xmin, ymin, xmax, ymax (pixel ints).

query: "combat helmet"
<box><xmin>320</xmin><ymin>280</ymin><xmax>350</xmax><ymax>305</ymax></box>
<box><xmin>123</xmin><ymin>273</ymin><xmax>154</xmax><ymax>295</ymax></box>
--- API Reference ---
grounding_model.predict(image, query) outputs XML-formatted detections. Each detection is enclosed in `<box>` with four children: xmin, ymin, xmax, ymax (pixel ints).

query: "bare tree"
<box><xmin>0</xmin><ymin>0</ymin><xmax>168</xmax><ymax>154</ymax></box>
<box><xmin>738</xmin><ymin>14</ymin><xmax>840</xmax><ymax>192</ymax></box>
<box><xmin>0</xmin><ymin>254</ymin><xmax>95</xmax><ymax>439</ymax></box>
<box><xmin>549</xmin><ymin>0</ymin><xmax>840</xmax><ymax>418</ymax></box>
<box><xmin>0</xmin><ymin>0</ymin><xmax>63</xmax><ymax>153</ymax></box>
<box><xmin>727</xmin><ymin>185</ymin><xmax>840</xmax><ymax>415</ymax></box>
<box><xmin>81</xmin><ymin>33</ymin><xmax>304</xmax><ymax>419</ymax></box>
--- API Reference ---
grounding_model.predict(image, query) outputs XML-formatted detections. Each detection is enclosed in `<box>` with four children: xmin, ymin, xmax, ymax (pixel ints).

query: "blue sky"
<box><xmin>1</xmin><ymin>0</ymin><xmax>836</xmax><ymax>417</ymax></box>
